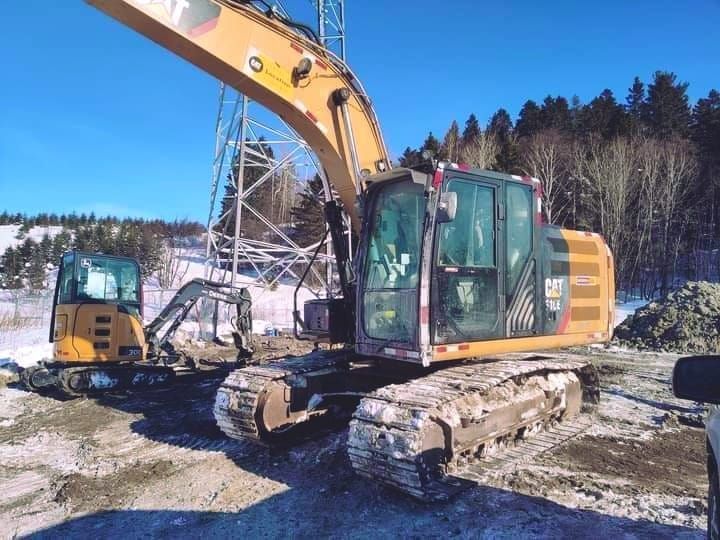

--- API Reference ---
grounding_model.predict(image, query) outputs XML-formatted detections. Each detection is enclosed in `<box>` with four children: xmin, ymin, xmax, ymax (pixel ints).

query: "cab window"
<box><xmin>75</xmin><ymin>255</ymin><xmax>140</xmax><ymax>306</ymax></box>
<box><xmin>506</xmin><ymin>184</ymin><xmax>533</xmax><ymax>295</ymax></box>
<box><xmin>58</xmin><ymin>254</ymin><xmax>75</xmax><ymax>304</ymax></box>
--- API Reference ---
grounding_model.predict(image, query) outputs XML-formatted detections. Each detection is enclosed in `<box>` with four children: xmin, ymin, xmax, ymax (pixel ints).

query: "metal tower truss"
<box><xmin>315</xmin><ymin>0</ymin><xmax>346</xmax><ymax>60</ymax></box>
<box><xmin>205</xmin><ymin>86</ymin><xmax>335</xmax><ymax>297</ymax></box>
<box><xmin>203</xmin><ymin>0</ymin><xmax>348</xmax><ymax>339</ymax></box>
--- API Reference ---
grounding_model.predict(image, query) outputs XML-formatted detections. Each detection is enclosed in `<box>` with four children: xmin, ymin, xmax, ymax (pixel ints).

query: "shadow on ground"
<box><xmin>24</xmin><ymin>485</ymin><xmax>702</xmax><ymax>539</ymax></box>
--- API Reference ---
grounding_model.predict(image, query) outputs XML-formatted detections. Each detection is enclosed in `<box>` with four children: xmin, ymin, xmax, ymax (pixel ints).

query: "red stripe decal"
<box><xmin>305</xmin><ymin>110</ymin><xmax>318</xmax><ymax>123</ymax></box>
<box><xmin>436</xmin><ymin>346</ymin><xmax>447</xmax><ymax>353</ymax></box>
<box><xmin>290</xmin><ymin>43</ymin><xmax>304</xmax><ymax>54</ymax></box>
<box><xmin>420</xmin><ymin>306</ymin><xmax>429</xmax><ymax>324</ymax></box>
<box><xmin>315</xmin><ymin>58</ymin><xmax>328</xmax><ymax>70</ymax></box>
<box><xmin>557</xmin><ymin>307</ymin><xmax>571</xmax><ymax>333</ymax></box>
<box><xmin>188</xmin><ymin>17</ymin><xmax>219</xmax><ymax>37</ymax></box>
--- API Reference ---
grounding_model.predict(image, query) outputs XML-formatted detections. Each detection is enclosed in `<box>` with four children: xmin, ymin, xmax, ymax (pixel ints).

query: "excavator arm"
<box><xmin>87</xmin><ymin>0</ymin><xmax>391</xmax><ymax>229</ymax></box>
<box><xmin>145</xmin><ymin>278</ymin><xmax>253</xmax><ymax>360</ymax></box>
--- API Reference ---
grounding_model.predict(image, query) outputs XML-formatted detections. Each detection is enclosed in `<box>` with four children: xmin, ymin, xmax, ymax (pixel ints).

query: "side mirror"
<box><xmin>436</xmin><ymin>191</ymin><xmax>457</xmax><ymax>223</ymax></box>
<box><xmin>672</xmin><ymin>355</ymin><xmax>720</xmax><ymax>404</ymax></box>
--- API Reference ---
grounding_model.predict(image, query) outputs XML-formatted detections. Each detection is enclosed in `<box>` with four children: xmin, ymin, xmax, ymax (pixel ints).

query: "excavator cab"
<box><xmin>354</xmin><ymin>165</ymin><xmax>614</xmax><ymax>365</ymax></box>
<box><xmin>50</xmin><ymin>251</ymin><xmax>145</xmax><ymax>362</ymax></box>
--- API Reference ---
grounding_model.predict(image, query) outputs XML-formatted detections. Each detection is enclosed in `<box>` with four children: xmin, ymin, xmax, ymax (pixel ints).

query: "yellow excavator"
<box><xmin>86</xmin><ymin>0</ymin><xmax>615</xmax><ymax>500</ymax></box>
<box><xmin>22</xmin><ymin>250</ymin><xmax>253</xmax><ymax>396</ymax></box>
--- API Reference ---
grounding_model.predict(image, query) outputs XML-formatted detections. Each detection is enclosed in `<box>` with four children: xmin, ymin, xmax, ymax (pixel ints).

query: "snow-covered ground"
<box><xmin>614</xmin><ymin>298</ymin><xmax>647</xmax><ymax>327</ymax></box>
<box><xmin>0</xmin><ymin>224</ymin><xmax>64</xmax><ymax>253</ymax></box>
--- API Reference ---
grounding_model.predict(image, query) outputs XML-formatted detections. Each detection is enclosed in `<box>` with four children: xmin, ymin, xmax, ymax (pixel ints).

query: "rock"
<box><xmin>0</xmin><ymin>361</ymin><xmax>21</xmax><ymax>388</ymax></box>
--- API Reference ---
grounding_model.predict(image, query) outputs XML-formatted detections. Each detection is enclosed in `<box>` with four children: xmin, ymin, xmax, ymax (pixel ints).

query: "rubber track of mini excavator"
<box><xmin>213</xmin><ymin>353</ymin><xmax>348</xmax><ymax>442</ymax></box>
<box><xmin>347</xmin><ymin>356</ymin><xmax>599</xmax><ymax>501</ymax></box>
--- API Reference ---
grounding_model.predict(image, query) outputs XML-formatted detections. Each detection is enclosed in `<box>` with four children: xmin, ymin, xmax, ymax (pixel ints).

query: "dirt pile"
<box><xmin>614</xmin><ymin>281</ymin><xmax>720</xmax><ymax>352</ymax></box>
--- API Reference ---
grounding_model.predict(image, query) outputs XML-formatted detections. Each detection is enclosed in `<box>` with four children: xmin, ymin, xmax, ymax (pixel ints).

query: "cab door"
<box><xmin>431</xmin><ymin>176</ymin><xmax>504</xmax><ymax>344</ymax></box>
<box><xmin>504</xmin><ymin>182</ymin><xmax>537</xmax><ymax>337</ymax></box>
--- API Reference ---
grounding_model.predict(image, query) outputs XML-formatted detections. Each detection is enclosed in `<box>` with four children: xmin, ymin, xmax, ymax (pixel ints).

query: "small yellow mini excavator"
<box><xmin>84</xmin><ymin>0</ymin><xmax>615</xmax><ymax>500</ymax></box>
<box><xmin>21</xmin><ymin>250</ymin><xmax>253</xmax><ymax>396</ymax></box>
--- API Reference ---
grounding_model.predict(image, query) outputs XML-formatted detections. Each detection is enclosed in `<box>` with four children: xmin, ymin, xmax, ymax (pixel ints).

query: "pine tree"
<box><xmin>217</xmin><ymin>138</ymin><xmax>280</xmax><ymax>246</ymax></box>
<box><xmin>39</xmin><ymin>234</ymin><xmax>53</xmax><ymax>263</ymax></box>
<box><xmin>541</xmin><ymin>96</ymin><xmax>572</xmax><ymax>132</ymax></box>
<box><xmin>487</xmin><ymin>108</ymin><xmax>519</xmax><ymax>172</ymax></box>
<box><xmin>398</xmin><ymin>146</ymin><xmax>423</xmax><ymax>167</ymax></box>
<box><xmin>420</xmin><ymin>132</ymin><xmax>441</xmax><ymax>159</ymax></box>
<box><xmin>138</xmin><ymin>229</ymin><xmax>163</xmax><ymax>278</ymax></box>
<box><xmin>516</xmin><ymin>100</ymin><xmax>544</xmax><ymax>137</ymax></box>
<box><xmin>0</xmin><ymin>247</ymin><xmax>24</xmax><ymax>289</ymax></box>
<box><xmin>94</xmin><ymin>222</ymin><xmax>116</xmax><ymax>254</ymax></box>
<box><xmin>27</xmin><ymin>251</ymin><xmax>46</xmax><ymax>289</ymax></box>
<box><xmin>577</xmin><ymin>89</ymin><xmax>630</xmax><ymax>139</ymax></box>
<box><xmin>291</xmin><ymin>175</ymin><xmax>326</xmax><ymax>247</ymax></box>
<box><xmin>626</xmin><ymin>76</ymin><xmax>646</xmax><ymax>130</ymax></box>
<box><xmin>569</xmin><ymin>95</ymin><xmax>583</xmax><ymax>133</ymax></box>
<box><xmin>461</xmin><ymin>114</ymin><xmax>481</xmax><ymax>145</ymax></box>
<box><xmin>74</xmin><ymin>226</ymin><xmax>96</xmax><ymax>252</ymax></box>
<box><xmin>691</xmin><ymin>89</ymin><xmax>720</xmax><ymax>231</ymax></box>
<box><xmin>643</xmin><ymin>71</ymin><xmax>691</xmax><ymax>139</ymax></box>
<box><xmin>692</xmin><ymin>90</ymin><xmax>720</xmax><ymax>168</ymax></box>
<box><xmin>18</xmin><ymin>238</ymin><xmax>36</xmax><ymax>262</ymax></box>
<box><xmin>51</xmin><ymin>231</ymin><xmax>73</xmax><ymax>261</ymax></box>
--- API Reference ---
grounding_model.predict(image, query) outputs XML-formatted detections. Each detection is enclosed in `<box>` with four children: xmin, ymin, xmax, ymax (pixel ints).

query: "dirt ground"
<box><xmin>0</xmin><ymin>344</ymin><xmax>708</xmax><ymax>539</ymax></box>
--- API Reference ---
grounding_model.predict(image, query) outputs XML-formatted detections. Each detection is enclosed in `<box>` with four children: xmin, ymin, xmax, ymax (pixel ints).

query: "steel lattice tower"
<box><xmin>203</xmin><ymin>1</ymin><xmax>345</xmax><ymax>332</ymax></box>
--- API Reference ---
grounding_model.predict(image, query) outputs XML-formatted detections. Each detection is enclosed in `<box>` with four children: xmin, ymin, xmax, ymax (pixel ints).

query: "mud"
<box><xmin>0</xmin><ymin>346</ymin><xmax>708</xmax><ymax>539</ymax></box>
<box><xmin>551</xmin><ymin>428</ymin><xmax>705</xmax><ymax>497</ymax></box>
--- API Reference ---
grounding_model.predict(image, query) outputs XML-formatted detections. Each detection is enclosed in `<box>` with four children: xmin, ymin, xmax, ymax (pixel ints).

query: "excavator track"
<box><xmin>214</xmin><ymin>351</ymin><xmax>353</xmax><ymax>443</ymax></box>
<box><xmin>347</xmin><ymin>356</ymin><xmax>599</xmax><ymax>501</ymax></box>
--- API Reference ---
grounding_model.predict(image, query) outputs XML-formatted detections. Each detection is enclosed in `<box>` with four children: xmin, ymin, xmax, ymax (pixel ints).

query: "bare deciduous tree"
<box><xmin>157</xmin><ymin>240</ymin><xmax>190</xmax><ymax>289</ymax></box>
<box><xmin>520</xmin><ymin>129</ymin><xmax>571</xmax><ymax>224</ymax></box>
<box><xmin>573</xmin><ymin>136</ymin><xmax>639</xmax><ymax>290</ymax></box>
<box><xmin>460</xmin><ymin>133</ymin><xmax>499</xmax><ymax>169</ymax></box>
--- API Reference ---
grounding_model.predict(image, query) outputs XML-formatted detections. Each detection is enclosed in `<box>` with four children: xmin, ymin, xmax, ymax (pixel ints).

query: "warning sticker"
<box><xmin>575</xmin><ymin>275</ymin><xmax>598</xmax><ymax>286</ymax></box>
<box><xmin>243</xmin><ymin>47</ymin><xmax>293</xmax><ymax>100</ymax></box>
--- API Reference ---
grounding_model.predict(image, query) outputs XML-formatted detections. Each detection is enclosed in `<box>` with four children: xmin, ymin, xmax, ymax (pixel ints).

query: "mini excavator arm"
<box><xmin>145</xmin><ymin>278</ymin><xmax>253</xmax><ymax>360</ymax></box>
<box><xmin>86</xmin><ymin>0</ymin><xmax>391</xmax><ymax>229</ymax></box>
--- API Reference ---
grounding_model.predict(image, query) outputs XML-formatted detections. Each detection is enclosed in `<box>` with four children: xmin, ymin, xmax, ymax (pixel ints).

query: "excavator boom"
<box><xmin>87</xmin><ymin>0</ymin><xmax>391</xmax><ymax>228</ymax></box>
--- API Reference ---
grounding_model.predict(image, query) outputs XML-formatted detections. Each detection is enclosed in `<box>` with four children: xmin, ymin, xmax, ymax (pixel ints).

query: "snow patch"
<box><xmin>0</xmin><ymin>224</ymin><xmax>65</xmax><ymax>253</ymax></box>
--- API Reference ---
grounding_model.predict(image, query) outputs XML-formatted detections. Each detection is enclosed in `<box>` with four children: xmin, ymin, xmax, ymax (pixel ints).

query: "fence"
<box><xmin>0</xmin><ymin>290</ymin><xmax>54</xmax><ymax>353</ymax></box>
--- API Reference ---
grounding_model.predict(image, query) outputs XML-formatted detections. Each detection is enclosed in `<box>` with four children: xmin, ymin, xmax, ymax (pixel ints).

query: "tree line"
<box><xmin>0</xmin><ymin>215</ymin><xmax>204</xmax><ymax>289</ymax></box>
<box><xmin>400</xmin><ymin>71</ymin><xmax>720</xmax><ymax>299</ymax></box>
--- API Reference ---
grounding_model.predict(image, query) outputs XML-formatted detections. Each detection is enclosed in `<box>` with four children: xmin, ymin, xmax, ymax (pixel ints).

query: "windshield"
<box><xmin>362</xmin><ymin>180</ymin><xmax>425</xmax><ymax>342</ymax></box>
<box><xmin>73</xmin><ymin>254</ymin><xmax>141</xmax><ymax>312</ymax></box>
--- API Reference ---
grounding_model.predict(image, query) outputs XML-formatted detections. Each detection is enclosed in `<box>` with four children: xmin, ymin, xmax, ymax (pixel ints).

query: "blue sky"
<box><xmin>1</xmin><ymin>0</ymin><xmax>718</xmax><ymax>222</ymax></box>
